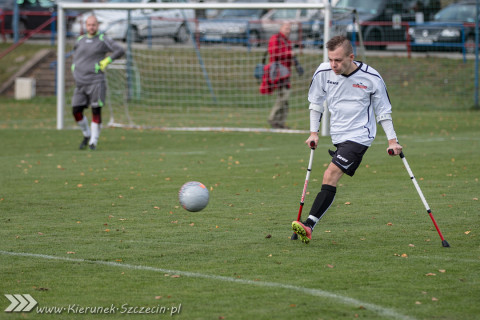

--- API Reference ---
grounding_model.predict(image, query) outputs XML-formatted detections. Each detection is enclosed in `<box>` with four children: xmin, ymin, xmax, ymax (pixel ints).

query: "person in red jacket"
<box><xmin>267</xmin><ymin>22</ymin><xmax>293</xmax><ymax>129</ymax></box>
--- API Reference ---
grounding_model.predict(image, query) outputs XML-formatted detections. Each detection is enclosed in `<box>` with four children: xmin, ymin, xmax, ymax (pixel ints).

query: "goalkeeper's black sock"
<box><xmin>304</xmin><ymin>184</ymin><xmax>336</xmax><ymax>230</ymax></box>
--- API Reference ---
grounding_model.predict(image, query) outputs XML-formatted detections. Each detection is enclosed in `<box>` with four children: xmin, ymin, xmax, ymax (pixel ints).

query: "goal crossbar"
<box><xmin>58</xmin><ymin>2</ymin><xmax>328</xmax><ymax>11</ymax></box>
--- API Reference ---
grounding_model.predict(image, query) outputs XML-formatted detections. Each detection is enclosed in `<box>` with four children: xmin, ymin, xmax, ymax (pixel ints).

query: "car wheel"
<box><xmin>10</xmin><ymin>20</ymin><xmax>27</xmax><ymax>39</ymax></box>
<box><xmin>19</xmin><ymin>21</ymin><xmax>27</xmax><ymax>37</ymax></box>
<box><xmin>465</xmin><ymin>36</ymin><xmax>476</xmax><ymax>54</ymax></box>
<box><xmin>364</xmin><ymin>29</ymin><xmax>386</xmax><ymax>51</ymax></box>
<box><xmin>132</xmin><ymin>27</ymin><xmax>143</xmax><ymax>43</ymax></box>
<box><xmin>174</xmin><ymin>24</ymin><xmax>190</xmax><ymax>43</ymax></box>
<box><xmin>247</xmin><ymin>30</ymin><xmax>261</xmax><ymax>47</ymax></box>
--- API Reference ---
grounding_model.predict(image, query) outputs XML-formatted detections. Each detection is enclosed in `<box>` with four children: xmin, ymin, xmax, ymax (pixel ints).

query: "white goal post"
<box><xmin>56</xmin><ymin>1</ymin><xmax>332</xmax><ymax>133</ymax></box>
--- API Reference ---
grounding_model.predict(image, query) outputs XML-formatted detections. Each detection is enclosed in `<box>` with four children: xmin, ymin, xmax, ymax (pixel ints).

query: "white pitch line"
<box><xmin>0</xmin><ymin>250</ymin><xmax>414</xmax><ymax>320</ymax></box>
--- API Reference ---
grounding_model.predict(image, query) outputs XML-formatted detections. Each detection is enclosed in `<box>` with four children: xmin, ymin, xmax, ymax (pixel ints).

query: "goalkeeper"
<box><xmin>71</xmin><ymin>15</ymin><xmax>124</xmax><ymax>150</ymax></box>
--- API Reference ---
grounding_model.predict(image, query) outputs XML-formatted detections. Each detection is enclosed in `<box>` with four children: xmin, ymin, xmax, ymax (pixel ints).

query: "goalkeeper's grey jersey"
<box><xmin>308</xmin><ymin>61</ymin><xmax>392</xmax><ymax>147</ymax></box>
<box><xmin>72</xmin><ymin>33</ymin><xmax>125</xmax><ymax>85</ymax></box>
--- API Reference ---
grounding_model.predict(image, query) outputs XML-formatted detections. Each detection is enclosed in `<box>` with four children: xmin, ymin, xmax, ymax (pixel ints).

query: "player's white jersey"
<box><xmin>308</xmin><ymin>61</ymin><xmax>392</xmax><ymax>146</ymax></box>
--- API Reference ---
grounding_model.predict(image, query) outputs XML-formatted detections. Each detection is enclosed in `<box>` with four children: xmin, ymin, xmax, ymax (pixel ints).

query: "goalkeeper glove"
<box><xmin>96</xmin><ymin>56</ymin><xmax>113</xmax><ymax>73</ymax></box>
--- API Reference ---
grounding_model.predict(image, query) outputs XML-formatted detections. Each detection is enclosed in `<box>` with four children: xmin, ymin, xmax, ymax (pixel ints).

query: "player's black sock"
<box><xmin>304</xmin><ymin>184</ymin><xmax>336</xmax><ymax>229</ymax></box>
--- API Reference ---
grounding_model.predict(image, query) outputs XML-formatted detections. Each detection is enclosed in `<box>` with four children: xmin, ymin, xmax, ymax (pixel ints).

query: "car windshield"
<box><xmin>335</xmin><ymin>0</ymin><xmax>383</xmax><ymax>15</ymax></box>
<box><xmin>434</xmin><ymin>4</ymin><xmax>476</xmax><ymax>23</ymax></box>
<box><xmin>16</xmin><ymin>0</ymin><xmax>55</xmax><ymax>8</ymax></box>
<box><xmin>271</xmin><ymin>9</ymin><xmax>298</xmax><ymax>20</ymax></box>
<box><xmin>217</xmin><ymin>9</ymin><xmax>263</xmax><ymax>19</ymax></box>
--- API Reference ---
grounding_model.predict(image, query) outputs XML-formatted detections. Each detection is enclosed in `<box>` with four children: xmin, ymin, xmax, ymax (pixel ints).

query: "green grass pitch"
<box><xmin>0</xmin><ymin>96</ymin><xmax>479</xmax><ymax>319</ymax></box>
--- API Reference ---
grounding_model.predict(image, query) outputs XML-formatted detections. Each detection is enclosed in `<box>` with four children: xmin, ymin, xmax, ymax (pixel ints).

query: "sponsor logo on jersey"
<box><xmin>327</xmin><ymin>80</ymin><xmax>339</xmax><ymax>85</ymax></box>
<box><xmin>353</xmin><ymin>82</ymin><xmax>367</xmax><ymax>89</ymax></box>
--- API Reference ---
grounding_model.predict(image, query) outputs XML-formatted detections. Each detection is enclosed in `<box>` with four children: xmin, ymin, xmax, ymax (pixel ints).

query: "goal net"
<box><xmin>56</xmin><ymin>1</ymin><xmax>331</xmax><ymax>132</ymax></box>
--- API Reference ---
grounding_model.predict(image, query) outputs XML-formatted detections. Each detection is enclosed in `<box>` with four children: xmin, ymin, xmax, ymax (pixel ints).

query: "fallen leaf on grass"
<box><xmin>327</xmin><ymin>264</ymin><xmax>334</xmax><ymax>268</ymax></box>
<box><xmin>425</xmin><ymin>273</ymin><xmax>436</xmax><ymax>276</ymax></box>
<box><xmin>432</xmin><ymin>297</ymin><xmax>438</xmax><ymax>301</ymax></box>
<box><xmin>465</xmin><ymin>231</ymin><xmax>471</xmax><ymax>235</ymax></box>
<box><xmin>33</xmin><ymin>286</ymin><xmax>49</xmax><ymax>291</ymax></box>
<box><xmin>67</xmin><ymin>251</ymin><xmax>75</xmax><ymax>254</ymax></box>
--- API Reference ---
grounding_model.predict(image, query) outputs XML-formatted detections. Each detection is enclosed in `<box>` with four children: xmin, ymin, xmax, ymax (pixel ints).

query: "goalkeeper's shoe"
<box><xmin>89</xmin><ymin>143</ymin><xmax>96</xmax><ymax>151</ymax></box>
<box><xmin>292</xmin><ymin>221</ymin><xmax>312</xmax><ymax>244</ymax></box>
<box><xmin>79</xmin><ymin>137</ymin><xmax>90</xmax><ymax>150</ymax></box>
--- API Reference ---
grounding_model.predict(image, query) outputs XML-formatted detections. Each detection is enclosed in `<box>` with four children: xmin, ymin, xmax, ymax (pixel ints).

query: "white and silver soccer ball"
<box><xmin>178</xmin><ymin>181</ymin><xmax>209</xmax><ymax>212</ymax></box>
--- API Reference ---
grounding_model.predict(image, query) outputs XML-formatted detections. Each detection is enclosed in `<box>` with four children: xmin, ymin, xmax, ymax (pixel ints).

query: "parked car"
<box><xmin>196</xmin><ymin>0</ymin><xmax>270</xmax><ymax>46</ymax></box>
<box><xmin>1</xmin><ymin>0</ymin><xmax>57</xmax><ymax>36</ymax></box>
<box><xmin>131</xmin><ymin>4</ymin><xmax>194</xmax><ymax>43</ymax></box>
<box><xmin>409</xmin><ymin>0</ymin><xmax>479</xmax><ymax>53</ymax></box>
<box><xmin>261</xmin><ymin>0</ymin><xmax>323</xmax><ymax>46</ymax></box>
<box><xmin>333</xmin><ymin>0</ymin><xmax>441</xmax><ymax>50</ymax></box>
<box><xmin>71</xmin><ymin>0</ymin><xmax>193</xmax><ymax>43</ymax></box>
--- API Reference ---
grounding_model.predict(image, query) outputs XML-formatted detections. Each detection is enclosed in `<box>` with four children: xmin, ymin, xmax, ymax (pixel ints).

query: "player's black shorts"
<box><xmin>329</xmin><ymin>140</ymin><xmax>368</xmax><ymax>177</ymax></box>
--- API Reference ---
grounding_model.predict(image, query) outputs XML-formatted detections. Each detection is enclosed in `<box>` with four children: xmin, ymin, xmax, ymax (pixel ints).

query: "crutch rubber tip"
<box><xmin>442</xmin><ymin>240</ymin><xmax>451</xmax><ymax>247</ymax></box>
<box><xmin>291</xmin><ymin>233</ymin><xmax>298</xmax><ymax>240</ymax></box>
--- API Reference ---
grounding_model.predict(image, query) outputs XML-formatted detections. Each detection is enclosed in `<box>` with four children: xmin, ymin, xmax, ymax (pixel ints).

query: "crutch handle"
<box><xmin>388</xmin><ymin>149</ymin><xmax>404</xmax><ymax>157</ymax></box>
<box><xmin>310</xmin><ymin>141</ymin><xmax>316</xmax><ymax>149</ymax></box>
